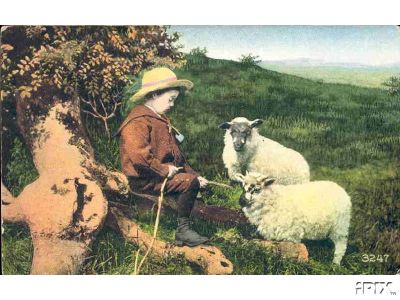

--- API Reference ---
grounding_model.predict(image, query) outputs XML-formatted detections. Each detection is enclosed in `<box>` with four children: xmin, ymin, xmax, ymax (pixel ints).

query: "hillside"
<box><xmin>3</xmin><ymin>56</ymin><xmax>400</xmax><ymax>275</ymax></box>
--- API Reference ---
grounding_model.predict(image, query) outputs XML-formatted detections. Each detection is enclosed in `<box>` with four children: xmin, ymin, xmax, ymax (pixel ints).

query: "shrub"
<box><xmin>239</xmin><ymin>53</ymin><xmax>261</xmax><ymax>67</ymax></box>
<box><xmin>383</xmin><ymin>75</ymin><xmax>400</xmax><ymax>96</ymax></box>
<box><xmin>186</xmin><ymin>47</ymin><xmax>209</xmax><ymax>66</ymax></box>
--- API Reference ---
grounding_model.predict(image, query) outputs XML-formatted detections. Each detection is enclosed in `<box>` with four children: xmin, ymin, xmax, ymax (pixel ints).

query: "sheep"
<box><xmin>219</xmin><ymin>117</ymin><xmax>310</xmax><ymax>185</ymax></box>
<box><xmin>239</xmin><ymin>172</ymin><xmax>351</xmax><ymax>265</ymax></box>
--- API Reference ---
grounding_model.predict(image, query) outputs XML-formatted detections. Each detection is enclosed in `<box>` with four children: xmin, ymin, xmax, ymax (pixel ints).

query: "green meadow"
<box><xmin>2</xmin><ymin>55</ymin><xmax>400</xmax><ymax>274</ymax></box>
<box><xmin>259</xmin><ymin>63</ymin><xmax>400</xmax><ymax>88</ymax></box>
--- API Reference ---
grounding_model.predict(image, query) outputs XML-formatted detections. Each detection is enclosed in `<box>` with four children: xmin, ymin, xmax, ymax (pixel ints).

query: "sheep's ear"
<box><xmin>263</xmin><ymin>178</ymin><xmax>275</xmax><ymax>187</ymax></box>
<box><xmin>218</xmin><ymin>122</ymin><xmax>232</xmax><ymax>130</ymax></box>
<box><xmin>257</xmin><ymin>174</ymin><xmax>269</xmax><ymax>182</ymax></box>
<box><xmin>250</xmin><ymin>119</ymin><xmax>264</xmax><ymax>128</ymax></box>
<box><xmin>245</xmin><ymin>170</ymin><xmax>249</xmax><ymax>175</ymax></box>
<box><xmin>236</xmin><ymin>173</ymin><xmax>245</xmax><ymax>180</ymax></box>
<box><xmin>236</xmin><ymin>173</ymin><xmax>245</xmax><ymax>185</ymax></box>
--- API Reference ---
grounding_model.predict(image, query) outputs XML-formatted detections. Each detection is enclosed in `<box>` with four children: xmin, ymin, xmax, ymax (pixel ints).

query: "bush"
<box><xmin>186</xmin><ymin>47</ymin><xmax>209</xmax><ymax>66</ymax></box>
<box><xmin>189</xmin><ymin>47</ymin><xmax>208</xmax><ymax>57</ymax></box>
<box><xmin>239</xmin><ymin>53</ymin><xmax>261</xmax><ymax>67</ymax></box>
<box><xmin>383</xmin><ymin>75</ymin><xmax>400</xmax><ymax>96</ymax></box>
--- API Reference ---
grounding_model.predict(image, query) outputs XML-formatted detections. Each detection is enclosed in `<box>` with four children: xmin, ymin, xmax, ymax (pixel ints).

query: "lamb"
<box><xmin>239</xmin><ymin>172</ymin><xmax>351</xmax><ymax>264</ymax></box>
<box><xmin>219</xmin><ymin>117</ymin><xmax>310</xmax><ymax>185</ymax></box>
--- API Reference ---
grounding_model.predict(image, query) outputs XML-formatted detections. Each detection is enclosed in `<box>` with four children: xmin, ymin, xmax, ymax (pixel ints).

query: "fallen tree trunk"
<box><xmin>107</xmin><ymin>206</ymin><xmax>234</xmax><ymax>275</ymax></box>
<box><xmin>126</xmin><ymin>191</ymin><xmax>248</xmax><ymax>225</ymax></box>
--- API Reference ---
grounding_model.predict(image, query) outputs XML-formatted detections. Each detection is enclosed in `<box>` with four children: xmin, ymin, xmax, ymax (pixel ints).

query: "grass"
<box><xmin>2</xmin><ymin>55</ymin><xmax>400</xmax><ymax>275</ymax></box>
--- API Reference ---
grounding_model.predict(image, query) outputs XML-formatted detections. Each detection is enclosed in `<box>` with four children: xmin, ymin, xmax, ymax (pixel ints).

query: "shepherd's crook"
<box><xmin>133</xmin><ymin>167</ymin><xmax>183</xmax><ymax>275</ymax></box>
<box><xmin>207</xmin><ymin>180</ymin><xmax>234</xmax><ymax>189</ymax></box>
<box><xmin>133</xmin><ymin>177</ymin><xmax>168</xmax><ymax>275</ymax></box>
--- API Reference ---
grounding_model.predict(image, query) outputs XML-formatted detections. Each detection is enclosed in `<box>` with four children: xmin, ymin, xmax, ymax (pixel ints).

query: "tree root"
<box><xmin>106</xmin><ymin>206</ymin><xmax>234</xmax><ymax>275</ymax></box>
<box><xmin>255</xmin><ymin>240</ymin><xmax>309</xmax><ymax>262</ymax></box>
<box><xmin>108</xmin><ymin>201</ymin><xmax>308</xmax><ymax>264</ymax></box>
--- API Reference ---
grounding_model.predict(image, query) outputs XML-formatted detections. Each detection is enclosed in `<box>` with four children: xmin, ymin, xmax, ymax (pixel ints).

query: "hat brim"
<box><xmin>130</xmin><ymin>79</ymin><xmax>193</xmax><ymax>102</ymax></box>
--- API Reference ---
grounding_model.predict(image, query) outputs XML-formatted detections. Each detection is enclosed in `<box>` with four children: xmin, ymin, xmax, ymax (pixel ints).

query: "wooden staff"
<box><xmin>207</xmin><ymin>180</ymin><xmax>234</xmax><ymax>189</ymax></box>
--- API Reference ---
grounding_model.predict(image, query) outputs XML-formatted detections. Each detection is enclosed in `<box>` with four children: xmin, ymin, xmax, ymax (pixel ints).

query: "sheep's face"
<box><xmin>219</xmin><ymin>118</ymin><xmax>264</xmax><ymax>152</ymax></box>
<box><xmin>239</xmin><ymin>172</ymin><xmax>275</xmax><ymax>206</ymax></box>
<box><xmin>230</xmin><ymin>123</ymin><xmax>252</xmax><ymax>152</ymax></box>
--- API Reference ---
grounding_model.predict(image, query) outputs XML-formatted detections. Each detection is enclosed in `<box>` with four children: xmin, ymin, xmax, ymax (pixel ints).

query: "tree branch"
<box><xmin>79</xmin><ymin>97</ymin><xmax>92</xmax><ymax>106</ymax></box>
<box><xmin>81</xmin><ymin>96</ymin><xmax>104</xmax><ymax>119</ymax></box>
<box><xmin>128</xmin><ymin>190</ymin><xmax>248</xmax><ymax>226</ymax></box>
<box><xmin>107</xmin><ymin>98</ymin><xmax>121</xmax><ymax>119</ymax></box>
<box><xmin>98</xmin><ymin>97</ymin><xmax>108</xmax><ymax>117</ymax></box>
<box><xmin>82</xmin><ymin>109</ymin><xmax>101</xmax><ymax>119</ymax></box>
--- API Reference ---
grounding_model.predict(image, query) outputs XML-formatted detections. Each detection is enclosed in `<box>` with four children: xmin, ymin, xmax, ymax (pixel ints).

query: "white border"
<box><xmin>0</xmin><ymin>275</ymin><xmax>399</xmax><ymax>300</ymax></box>
<box><xmin>2</xmin><ymin>0</ymin><xmax>399</xmax><ymax>298</ymax></box>
<box><xmin>1</xmin><ymin>0</ymin><xmax>400</xmax><ymax>25</ymax></box>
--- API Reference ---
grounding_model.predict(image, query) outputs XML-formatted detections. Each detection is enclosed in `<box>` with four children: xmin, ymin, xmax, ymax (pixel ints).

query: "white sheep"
<box><xmin>240</xmin><ymin>172</ymin><xmax>351</xmax><ymax>265</ymax></box>
<box><xmin>219</xmin><ymin>117</ymin><xmax>310</xmax><ymax>185</ymax></box>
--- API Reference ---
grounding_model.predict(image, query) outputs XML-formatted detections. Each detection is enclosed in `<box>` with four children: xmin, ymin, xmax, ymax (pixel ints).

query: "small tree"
<box><xmin>186</xmin><ymin>47</ymin><xmax>208</xmax><ymax>66</ymax></box>
<box><xmin>239</xmin><ymin>53</ymin><xmax>261</xmax><ymax>67</ymax></box>
<box><xmin>383</xmin><ymin>75</ymin><xmax>400</xmax><ymax>96</ymax></box>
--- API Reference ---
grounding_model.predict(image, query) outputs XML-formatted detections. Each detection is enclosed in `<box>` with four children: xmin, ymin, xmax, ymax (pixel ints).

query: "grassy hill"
<box><xmin>2</xmin><ymin>55</ymin><xmax>400</xmax><ymax>275</ymax></box>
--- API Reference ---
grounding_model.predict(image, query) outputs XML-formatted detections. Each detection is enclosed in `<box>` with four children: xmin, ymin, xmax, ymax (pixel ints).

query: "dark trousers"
<box><xmin>129</xmin><ymin>173</ymin><xmax>200</xmax><ymax>218</ymax></box>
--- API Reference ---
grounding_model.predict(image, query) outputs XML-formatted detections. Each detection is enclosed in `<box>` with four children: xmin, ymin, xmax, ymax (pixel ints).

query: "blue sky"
<box><xmin>169</xmin><ymin>26</ymin><xmax>400</xmax><ymax>66</ymax></box>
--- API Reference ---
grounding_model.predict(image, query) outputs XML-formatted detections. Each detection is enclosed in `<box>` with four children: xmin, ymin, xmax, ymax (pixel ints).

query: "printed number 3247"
<box><xmin>362</xmin><ymin>254</ymin><xmax>389</xmax><ymax>263</ymax></box>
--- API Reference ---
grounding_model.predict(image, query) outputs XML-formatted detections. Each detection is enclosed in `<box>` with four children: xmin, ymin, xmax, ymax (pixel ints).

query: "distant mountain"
<box><xmin>261</xmin><ymin>58</ymin><xmax>326</xmax><ymax>67</ymax></box>
<box><xmin>260</xmin><ymin>59</ymin><xmax>400</xmax><ymax>70</ymax></box>
<box><xmin>378</xmin><ymin>62</ymin><xmax>400</xmax><ymax>69</ymax></box>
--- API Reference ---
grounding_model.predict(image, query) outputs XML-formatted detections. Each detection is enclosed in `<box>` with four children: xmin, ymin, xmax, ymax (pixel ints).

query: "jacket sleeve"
<box><xmin>182</xmin><ymin>155</ymin><xmax>200</xmax><ymax>177</ymax></box>
<box><xmin>120</xmin><ymin>118</ymin><xmax>170</xmax><ymax>178</ymax></box>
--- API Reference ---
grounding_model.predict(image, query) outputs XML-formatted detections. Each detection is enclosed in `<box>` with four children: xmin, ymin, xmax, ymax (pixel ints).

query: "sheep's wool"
<box><xmin>222</xmin><ymin>119</ymin><xmax>310</xmax><ymax>184</ymax></box>
<box><xmin>243</xmin><ymin>178</ymin><xmax>351</xmax><ymax>264</ymax></box>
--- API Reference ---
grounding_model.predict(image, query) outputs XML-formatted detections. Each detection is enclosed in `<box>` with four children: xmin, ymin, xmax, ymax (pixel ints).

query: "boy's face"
<box><xmin>152</xmin><ymin>90</ymin><xmax>179</xmax><ymax>114</ymax></box>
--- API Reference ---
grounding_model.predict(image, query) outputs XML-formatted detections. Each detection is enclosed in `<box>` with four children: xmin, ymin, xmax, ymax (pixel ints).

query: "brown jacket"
<box><xmin>118</xmin><ymin>105</ymin><xmax>199</xmax><ymax>180</ymax></box>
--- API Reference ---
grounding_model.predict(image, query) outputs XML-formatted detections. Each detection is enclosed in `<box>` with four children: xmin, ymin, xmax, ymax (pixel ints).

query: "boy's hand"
<box><xmin>167</xmin><ymin>166</ymin><xmax>182</xmax><ymax>179</ymax></box>
<box><xmin>198</xmin><ymin>176</ymin><xmax>209</xmax><ymax>188</ymax></box>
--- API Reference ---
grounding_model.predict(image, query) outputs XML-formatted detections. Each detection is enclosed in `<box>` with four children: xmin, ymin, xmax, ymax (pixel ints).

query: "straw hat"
<box><xmin>130</xmin><ymin>67</ymin><xmax>193</xmax><ymax>102</ymax></box>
